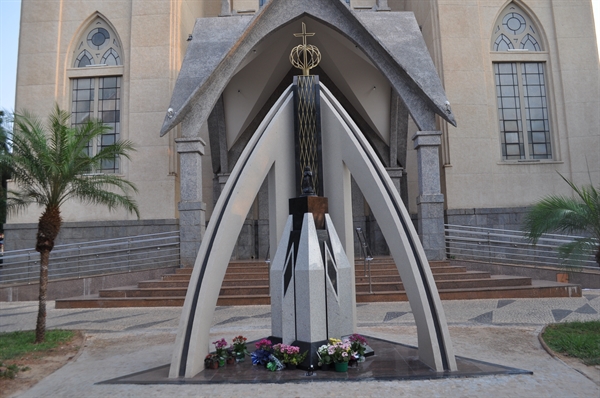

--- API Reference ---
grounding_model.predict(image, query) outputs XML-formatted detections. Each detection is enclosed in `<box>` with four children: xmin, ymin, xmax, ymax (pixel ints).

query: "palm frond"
<box><xmin>523</xmin><ymin>172</ymin><xmax>600</xmax><ymax>266</ymax></box>
<box><xmin>2</xmin><ymin>105</ymin><xmax>140</xmax><ymax>219</ymax></box>
<box><xmin>557</xmin><ymin>238</ymin><xmax>598</xmax><ymax>266</ymax></box>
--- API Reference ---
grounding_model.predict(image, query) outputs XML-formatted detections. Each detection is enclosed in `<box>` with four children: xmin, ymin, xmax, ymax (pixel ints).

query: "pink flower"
<box><xmin>212</xmin><ymin>338</ymin><xmax>227</xmax><ymax>349</ymax></box>
<box><xmin>255</xmin><ymin>338</ymin><xmax>272</xmax><ymax>350</ymax></box>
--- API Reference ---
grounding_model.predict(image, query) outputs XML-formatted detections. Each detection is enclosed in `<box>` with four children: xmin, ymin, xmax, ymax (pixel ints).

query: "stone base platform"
<box><xmin>100</xmin><ymin>336</ymin><xmax>530</xmax><ymax>385</ymax></box>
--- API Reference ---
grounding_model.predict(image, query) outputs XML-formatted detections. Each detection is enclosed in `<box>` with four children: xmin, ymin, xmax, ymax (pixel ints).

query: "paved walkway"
<box><xmin>1</xmin><ymin>291</ymin><xmax>599</xmax><ymax>397</ymax></box>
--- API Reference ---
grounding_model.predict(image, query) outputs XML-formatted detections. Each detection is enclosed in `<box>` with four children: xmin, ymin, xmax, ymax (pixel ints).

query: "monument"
<box><xmin>164</xmin><ymin>1</ymin><xmax>458</xmax><ymax>378</ymax></box>
<box><xmin>268</xmin><ymin>24</ymin><xmax>354</xmax><ymax>369</ymax></box>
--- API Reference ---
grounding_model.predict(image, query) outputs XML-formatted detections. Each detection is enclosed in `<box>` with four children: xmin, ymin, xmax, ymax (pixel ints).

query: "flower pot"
<box><xmin>235</xmin><ymin>352</ymin><xmax>245</xmax><ymax>362</ymax></box>
<box><xmin>206</xmin><ymin>361</ymin><xmax>218</xmax><ymax>370</ymax></box>
<box><xmin>334</xmin><ymin>362</ymin><xmax>348</xmax><ymax>372</ymax></box>
<box><xmin>218</xmin><ymin>358</ymin><xmax>225</xmax><ymax>367</ymax></box>
<box><xmin>286</xmin><ymin>364</ymin><xmax>297</xmax><ymax>370</ymax></box>
<box><xmin>226</xmin><ymin>357</ymin><xmax>235</xmax><ymax>365</ymax></box>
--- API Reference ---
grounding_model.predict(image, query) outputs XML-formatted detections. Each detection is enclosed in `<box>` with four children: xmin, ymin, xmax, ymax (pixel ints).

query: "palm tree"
<box><xmin>0</xmin><ymin>106</ymin><xmax>139</xmax><ymax>343</ymax></box>
<box><xmin>522</xmin><ymin>174</ymin><xmax>600</xmax><ymax>267</ymax></box>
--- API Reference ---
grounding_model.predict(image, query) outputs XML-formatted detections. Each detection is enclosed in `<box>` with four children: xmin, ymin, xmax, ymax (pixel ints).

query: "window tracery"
<box><xmin>491</xmin><ymin>3</ymin><xmax>552</xmax><ymax>161</ymax></box>
<box><xmin>73</xmin><ymin>18</ymin><xmax>121</xmax><ymax>68</ymax></box>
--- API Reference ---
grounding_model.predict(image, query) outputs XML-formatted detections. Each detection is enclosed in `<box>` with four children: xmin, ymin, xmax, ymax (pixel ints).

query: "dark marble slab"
<box><xmin>100</xmin><ymin>336</ymin><xmax>531</xmax><ymax>385</ymax></box>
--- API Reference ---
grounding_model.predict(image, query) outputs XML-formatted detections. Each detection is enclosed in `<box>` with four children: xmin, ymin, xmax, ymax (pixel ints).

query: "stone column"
<box><xmin>375</xmin><ymin>0</ymin><xmax>391</xmax><ymax>11</ymax></box>
<box><xmin>220</xmin><ymin>0</ymin><xmax>231</xmax><ymax>16</ymax></box>
<box><xmin>176</xmin><ymin>137</ymin><xmax>207</xmax><ymax>267</ymax></box>
<box><xmin>386</xmin><ymin>167</ymin><xmax>403</xmax><ymax>196</ymax></box>
<box><xmin>412</xmin><ymin>131</ymin><xmax>445</xmax><ymax>261</ymax></box>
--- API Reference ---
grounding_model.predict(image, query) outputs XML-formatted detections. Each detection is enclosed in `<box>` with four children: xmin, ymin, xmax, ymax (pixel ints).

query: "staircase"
<box><xmin>55</xmin><ymin>257</ymin><xmax>581</xmax><ymax>308</ymax></box>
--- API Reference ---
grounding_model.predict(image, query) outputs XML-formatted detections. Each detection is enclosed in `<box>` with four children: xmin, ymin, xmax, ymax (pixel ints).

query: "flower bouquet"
<box><xmin>251</xmin><ymin>338</ymin><xmax>273</xmax><ymax>366</ymax></box>
<box><xmin>272</xmin><ymin>343</ymin><xmax>307</xmax><ymax>369</ymax></box>
<box><xmin>231</xmin><ymin>335</ymin><xmax>248</xmax><ymax>362</ymax></box>
<box><xmin>250</xmin><ymin>338</ymin><xmax>285</xmax><ymax>371</ymax></box>
<box><xmin>348</xmin><ymin>333</ymin><xmax>368</xmax><ymax>362</ymax></box>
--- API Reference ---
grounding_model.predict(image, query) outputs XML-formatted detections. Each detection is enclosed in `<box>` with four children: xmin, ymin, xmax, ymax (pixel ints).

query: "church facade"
<box><xmin>7</xmin><ymin>0</ymin><xmax>599</xmax><ymax>262</ymax></box>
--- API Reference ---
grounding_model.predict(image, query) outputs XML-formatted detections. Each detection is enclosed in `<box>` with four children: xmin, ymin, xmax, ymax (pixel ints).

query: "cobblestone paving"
<box><xmin>1</xmin><ymin>291</ymin><xmax>599</xmax><ymax>397</ymax></box>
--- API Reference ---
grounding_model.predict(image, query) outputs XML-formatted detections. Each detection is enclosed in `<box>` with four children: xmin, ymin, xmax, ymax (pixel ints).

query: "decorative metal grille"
<box><xmin>296</xmin><ymin>75</ymin><xmax>320</xmax><ymax>195</ymax></box>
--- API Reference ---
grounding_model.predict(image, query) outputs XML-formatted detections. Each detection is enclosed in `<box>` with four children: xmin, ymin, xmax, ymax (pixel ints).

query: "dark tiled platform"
<box><xmin>100</xmin><ymin>336</ymin><xmax>531</xmax><ymax>385</ymax></box>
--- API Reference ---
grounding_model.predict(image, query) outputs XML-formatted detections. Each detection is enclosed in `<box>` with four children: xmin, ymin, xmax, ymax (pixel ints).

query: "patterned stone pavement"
<box><xmin>1</xmin><ymin>291</ymin><xmax>599</xmax><ymax>397</ymax></box>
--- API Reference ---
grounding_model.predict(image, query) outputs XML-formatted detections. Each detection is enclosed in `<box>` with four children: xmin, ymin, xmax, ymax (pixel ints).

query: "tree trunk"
<box><xmin>34</xmin><ymin>205</ymin><xmax>62</xmax><ymax>344</ymax></box>
<box><xmin>596</xmin><ymin>246</ymin><xmax>600</xmax><ymax>267</ymax></box>
<box><xmin>35</xmin><ymin>249</ymin><xmax>49</xmax><ymax>343</ymax></box>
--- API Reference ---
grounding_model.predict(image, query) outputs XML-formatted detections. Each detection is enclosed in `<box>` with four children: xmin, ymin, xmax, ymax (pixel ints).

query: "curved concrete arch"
<box><xmin>320</xmin><ymin>83</ymin><xmax>456</xmax><ymax>372</ymax></box>
<box><xmin>169</xmin><ymin>87</ymin><xmax>296</xmax><ymax>378</ymax></box>
<box><xmin>160</xmin><ymin>0</ymin><xmax>456</xmax><ymax>137</ymax></box>
<box><xmin>170</xmin><ymin>81</ymin><xmax>456</xmax><ymax>378</ymax></box>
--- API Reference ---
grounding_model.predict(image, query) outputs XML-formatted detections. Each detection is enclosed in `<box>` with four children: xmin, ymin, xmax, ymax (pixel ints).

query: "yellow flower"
<box><xmin>329</xmin><ymin>338</ymin><xmax>341</xmax><ymax>344</ymax></box>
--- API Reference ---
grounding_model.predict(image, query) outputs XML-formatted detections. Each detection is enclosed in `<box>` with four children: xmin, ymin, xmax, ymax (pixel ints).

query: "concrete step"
<box><xmin>54</xmin><ymin>256</ymin><xmax>581</xmax><ymax>309</ymax></box>
<box><xmin>219</xmin><ymin>285</ymin><xmax>270</xmax><ymax>296</ymax></box>
<box><xmin>138</xmin><ymin>280</ymin><xmax>190</xmax><ymax>289</ymax></box>
<box><xmin>55</xmin><ymin>296</ymin><xmax>186</xmax><ymax>308</ymax></box>
<box><xmin>100</xmin><ymin>287</ymin><xmax>188</xmax><ymax>298</ymax></box>
<box><xmin>221</xmin><ymin>278</ymin><xmax>270</xmax><ymax>287</ymax></box>
<box><xmin>56</xmin><ymin>279</ymin><xmax>581</xmax><ymax>308</ymax></box>
<box><xmin>355</xmin><ymin>280</ymin><xmax>582</xmax><ymax>302</ymax></box>
<box><xmin>353</xmin><ymin>271</ymin><xmax>491</xmax><ymax>283</ymax></box>
<box><xmin>355</xmin><ymin>275</ymin><xmax>532</xmax><ymax>293</ymax></box>
<box><xmin>355</xmin><ymin>266</ymin><xmax>466</xmax><ymax>276</ymax></box>
<box><xmin>216</xmin><ymin>294</ymin><xmax>271</xmax><ymax>306</ymax></box>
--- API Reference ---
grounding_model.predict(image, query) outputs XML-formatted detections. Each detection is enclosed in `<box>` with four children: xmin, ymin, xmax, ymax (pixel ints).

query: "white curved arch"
<box><xmin>169</xmin><ymin>87</ymin><xmax>296</xmax><ymax>378</ymax></box>
<box><xmin>320</xmin><ymin>83</ymin><xmax>456</xmax><ymax>371</ymax></box>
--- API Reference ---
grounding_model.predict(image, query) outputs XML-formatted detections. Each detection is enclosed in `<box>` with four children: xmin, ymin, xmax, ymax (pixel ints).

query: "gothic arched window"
<box><xmin>69</xmin><ymin>16</ymin><xmax>123</xmax><ymax>172</ymax></box>
<box><xmin>491</xmin><ymin>3</ymin><xmax>552</xmax><ymax>161</ymax></box>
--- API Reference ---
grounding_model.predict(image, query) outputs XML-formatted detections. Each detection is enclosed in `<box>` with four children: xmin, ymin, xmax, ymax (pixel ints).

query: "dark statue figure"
<box><xmin>301</xmin><ymin>166</ymin><xmax>316</xmax><ymax>196</ymax></box>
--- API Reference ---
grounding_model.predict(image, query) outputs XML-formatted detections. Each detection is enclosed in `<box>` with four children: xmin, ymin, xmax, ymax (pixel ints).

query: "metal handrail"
<box><xmin>0</xmin><ymin>231</ymin><xmax>180</xmax><ymax>284</ymax></box>
<box><xmin>355</xmin><ymin>227</ymin><xmax>373</xmax><ymax>293</ymax></box>
<box><xmin>445</xmin><ymin>224</ymin><xmax>598</xmax><ymax>270</ymax></box>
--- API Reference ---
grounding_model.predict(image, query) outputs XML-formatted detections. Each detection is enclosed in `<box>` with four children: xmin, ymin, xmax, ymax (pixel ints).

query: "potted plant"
<box><xmin>317</xmin><ymin>344</ymin><xmax>333</xmax><ymax>370</ymax></box>
<box><xmin>272</xmin><ymin>343</ymin><xmax>308</xmax><ymax>370</ymax></box>
<box><xmin>212</xmin><ymin>338</ymin><xmax>228</xmax><ymax>367</ymax></box>
<box><xmin>204</xmin><ymin>354</ymin><xmax>219</xmax><ymax>370</ymax></box>
<box><xmin>231</xmin><ymin>335</ymin><xmax>249</xmax><ymax>362</ymax></box>
<box><xmin>328</xmin><ymin>338</ymin><xmax>352</xmax><ymax>372</ymax></box>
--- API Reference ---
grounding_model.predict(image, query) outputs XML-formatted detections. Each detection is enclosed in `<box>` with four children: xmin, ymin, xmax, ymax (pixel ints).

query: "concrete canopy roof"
<box><xmin>160</xmin><ymin>0</ymin><xmax>456</xmax><ymax>137</ymax></box>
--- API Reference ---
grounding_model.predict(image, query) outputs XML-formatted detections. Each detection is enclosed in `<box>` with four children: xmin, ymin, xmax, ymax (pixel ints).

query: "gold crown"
<box><xmin>290</xmin><ymin>22</ymin><xmax>321</xmax><ymax>76</ymax></box>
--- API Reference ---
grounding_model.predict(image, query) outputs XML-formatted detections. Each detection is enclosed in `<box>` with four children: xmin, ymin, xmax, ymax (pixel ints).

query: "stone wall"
<box><xmin>0</xmin><ymin>266</ymin><xmax>177</xmax><ymax>301</ymax></box>
<box><xmin>445</xmin><ymin>207</ymin><xmax>530</xmax><ymax>232</ymax></box>
<box><xmin>452</xmin><ymin>259</ymin><xmax>600</xmax><ymax>290</ymax></box>
<box><xmin>3</xmin><ymin>219</ymin><xmax>179</xmax><ymax>252</ymax></box>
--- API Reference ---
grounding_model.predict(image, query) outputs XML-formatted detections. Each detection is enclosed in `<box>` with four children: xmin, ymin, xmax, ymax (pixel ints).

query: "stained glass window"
<box><xmin>71</xmin><ymin>76</ymin><xmax>121</xmax><ymax>172</ymax></box>
<box><xmin>70</xmin><ymin>16</ymin><xmax>123</xmax><ymax>173</ymax></box>
<box><xmin>73</xmin><ymin>19</ymin><xmax>122</xmax><ymax>67</ymax></box>
<box><xmin>492</xmin><ymin>4</ymin><xmax>543</xmax><ymax>52</ymax></box>
<box><xmin>492</xmin><ymin>4</ymin><xmax>552</xmax><ymax>161</ymax></box>
<box><xmin>101</xmin><ymin>48</ymin><xmax>121</xmax><ymax>66</ymax></box>
<box><xmin>75</xmin><ymin>50</ymin><xmax>95</xmax><ymax>68</ymax></box>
